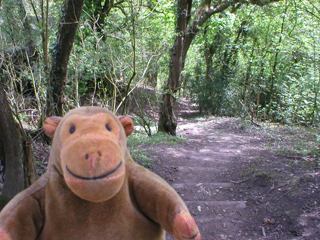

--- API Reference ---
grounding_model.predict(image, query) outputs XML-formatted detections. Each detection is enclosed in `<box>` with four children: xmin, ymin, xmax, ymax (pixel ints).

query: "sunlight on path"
<box><xmin>153</xmin><ymin>119</ymin><xmax>263</xmax><ymax>240</ymax></box>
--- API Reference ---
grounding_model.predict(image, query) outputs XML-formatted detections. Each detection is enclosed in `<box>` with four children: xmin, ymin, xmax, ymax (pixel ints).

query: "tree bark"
<box><xmin>158</xmin><ymin>0</ymin><xmax>283</xmax><ymax>135</ymax></box>
<box><xmin>0</xmin><ymin>88</ymin><xmax>35</xmax><ymax>199</ymax></box>
<box><xmin>158</xmin><ymin>0</ymin><xmax>192</xmax><ymax>135</ymax></box>
<box><xmin>46</xmin><ymin>0</ymin><xmax>85</xmax><ymax>117</ymax></box>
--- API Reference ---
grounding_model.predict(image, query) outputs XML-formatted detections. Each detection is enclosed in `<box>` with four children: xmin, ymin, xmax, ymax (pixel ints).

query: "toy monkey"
<box><xmin>0</xmin><ymin>107</ymin><xmax>200</xmax><ymax>240</ymax></box>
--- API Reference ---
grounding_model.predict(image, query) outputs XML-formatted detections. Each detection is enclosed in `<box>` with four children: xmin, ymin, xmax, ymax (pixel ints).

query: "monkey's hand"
<box><xmin>0</xmin><ymin>230</ymin><xmax>12</xmax><ymax>240</ymax></box>
<box><xmin>172</xmin><ymin>211</ymin><xmax>201</xmax><ymax>240</ymax></box>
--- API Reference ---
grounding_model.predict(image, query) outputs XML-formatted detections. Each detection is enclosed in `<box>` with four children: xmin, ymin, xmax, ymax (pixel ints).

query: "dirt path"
<box><xmin>151</xmin><ymin>118</ymin><xmax>255</xmax><ymax>239</ymax></box>
<box><xmin>143</xmin><ymin>113</ymin><xmax>320</xmax><ymax>239</ymax></box>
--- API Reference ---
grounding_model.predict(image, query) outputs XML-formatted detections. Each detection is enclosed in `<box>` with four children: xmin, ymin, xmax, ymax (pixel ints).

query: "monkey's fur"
<box><xmin>0</xmin><ymin>107</ymin><xmax>200</xmax><ymax>240</ymax></box>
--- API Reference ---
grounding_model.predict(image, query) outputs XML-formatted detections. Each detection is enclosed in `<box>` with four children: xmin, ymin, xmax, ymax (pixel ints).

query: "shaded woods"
<box><xmin>0</xmin><ymin>0</ymin><xmax>319</xmax><ymax>197</ymax></box>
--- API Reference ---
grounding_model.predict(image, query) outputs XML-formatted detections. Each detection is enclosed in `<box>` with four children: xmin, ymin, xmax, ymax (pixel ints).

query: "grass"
<box><xmin>127</xmin><ymin>128</ymin><xmax>185</xmax><ymax>168</ymax></box>
<box><xmin>263</xmin><ymin>124</ymin><xmax>320</xmax><ymax>159</ymax></box>
<box><xmin>129</xmin><ymin>148</ymin><xmax>153</xmax><ymax>168</ymax></box>
<box><xmin>128</xmin><ymin>130</ymin><xmax>184</xmax><ymax>147</ymax></box>
<box><xmin>243</xmin><ymin>121</ymin><xmax>320</xmax><ymax>188</ymax></box>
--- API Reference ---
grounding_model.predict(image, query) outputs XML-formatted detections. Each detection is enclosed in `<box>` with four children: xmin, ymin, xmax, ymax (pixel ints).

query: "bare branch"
<box><xmin>249</xmin><ymin>0</ymin><xmax>282</xmax><ymax>7</ymax></box>
<box><xmin>114</xmin><ymin>5</ymin><xmax>128</xmax><ymax>18</ymax></box>
<box><xmin>199</xmin><ymin>0</ymin><xmax>233</xmax><ymax>26</ymax></box>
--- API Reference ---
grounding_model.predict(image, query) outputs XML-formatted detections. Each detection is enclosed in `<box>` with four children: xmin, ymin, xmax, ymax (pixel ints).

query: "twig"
<box><xmin>236</xmin><ymin>208</ymin><xmax>242</xmax><ymax>216</ymax></box>
<box><xmin>239</xmin><ymin>99</ymin><xmax>261</xmax><ymax>127</ymax></box>
<box><xmin>261</xmin><ymin>226</ymin><xmax>266</xmax><ymax>237</ymax></box>
<box><xmin>286</xmin><ymin>156</ymin><xmax>306</xmax><ymax>160</ymax></box>
<box><xmin>267</xmin><ymin>182</ymin><xmax>289</xmax><ymax>193</ymax></box>
<box><xmin>230</xmin><ymin>177</ymin><xmax>254</xmax><ymax>184</ymax></box>
<box><xmin>275</xmin><ymin>190</ymin><xmax>292</xmax><ymax>202</ymax></box>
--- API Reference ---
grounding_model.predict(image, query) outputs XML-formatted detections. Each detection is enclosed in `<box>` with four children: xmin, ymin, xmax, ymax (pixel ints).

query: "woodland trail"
<box><xmin>152</xmin><ymin>118</ymin><xmax>254</xmax><ymax>240</ymax></box>
<box><xmin>144</xmin><ymin>102</ymin><xmax>320</xmax><ymax>240</ymax></box>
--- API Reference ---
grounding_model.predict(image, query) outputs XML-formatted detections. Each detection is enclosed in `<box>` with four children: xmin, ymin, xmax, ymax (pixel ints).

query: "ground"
<box><xmin>131</xmin><ymin>101</ymin><xmax>320</xmax><ymax>240</ymax></box>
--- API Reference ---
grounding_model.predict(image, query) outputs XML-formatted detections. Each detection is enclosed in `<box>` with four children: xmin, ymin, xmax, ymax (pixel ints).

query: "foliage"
<box><xmin>186</xmin><ymin>12</ymin><xmax>240</xmax><ymax>116</ymax></box>
<box><xmin>184</xmin><ymin>0</ymin><xmax>320</xmax><ymax>125</ymax></box>
<box><xmin>0</xmin><ymin>0</ymin><xmax>319</xmax><ymax>131</ymax></box>
<box><xmin>0</xmin><ymin>0</ymin><xmax>175</xmax><ymax>130</ymax></box>
<box><xmin>67</xmin><ymin>0</ymin><xmax>175</xmax><ymax>114</ymax></box>
<box><xmin>0</xmin><ymin>0</ymin><xmax>60</xmax><ymax>125</ymax></box>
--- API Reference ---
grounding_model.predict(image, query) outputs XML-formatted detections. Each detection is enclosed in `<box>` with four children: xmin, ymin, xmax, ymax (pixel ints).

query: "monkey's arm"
<box><xmin>128</xmin><ymin>163</ymin><xmax>201</xmax><ymax>240</ymax></box>
<box><xmin>0</xmin><ymin>181</ymin><xmax>45</xmax><ymax>240</ymax></box>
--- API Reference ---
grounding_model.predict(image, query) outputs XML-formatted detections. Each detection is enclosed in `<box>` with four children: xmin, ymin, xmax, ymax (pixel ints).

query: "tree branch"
<box><xmin>176</xmin><ymin>0</ymin><xmax>192</xmax><ymax>33</ymax></box>
<box><xmin>249</xmin><ymin>0</ymin><xmax>282</xmax><ymax>7</ymax></box>
<box><xmin>184</xmin><ymin>0</ymin><xmax>283</xmax><ymax>58</ymax></box>
<box><xmin>182</xmin><ymin>0</ymin><xmax>234</xmax><ymax>61</ymax></box>
<box><xmin>102</xmin><ymin>0</ymin><xmax>114</xmax><ymax>16</ymax></box>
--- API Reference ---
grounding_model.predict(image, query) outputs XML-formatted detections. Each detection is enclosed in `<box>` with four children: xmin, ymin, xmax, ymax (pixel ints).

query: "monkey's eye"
<box><xmin>70</xmin><ymin>125</ymin><xmax>76</xmax><ymax>134</ymax></box>
<box><xmin>105</xmin><ymin>124</ymin><xmax>112</xmax><ymax>131</ymax></box>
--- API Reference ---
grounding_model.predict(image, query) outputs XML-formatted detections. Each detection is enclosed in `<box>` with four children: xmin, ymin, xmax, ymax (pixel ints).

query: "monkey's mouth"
<box><xmin>66</xmin><ymin>162</ymin><xmax>123</xmax><ymax>181</ymax></box>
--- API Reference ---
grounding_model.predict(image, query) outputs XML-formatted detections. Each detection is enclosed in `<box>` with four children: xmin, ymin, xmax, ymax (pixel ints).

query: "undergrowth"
<box><xmin>261</xmin><ymin>124</ymin><xmax>320</xmax><ymax>164</ymax></box>
<box><xmin>127</xmin><ymin>128</ymin><xmax>184</xmax><ymax>168</ymax></box>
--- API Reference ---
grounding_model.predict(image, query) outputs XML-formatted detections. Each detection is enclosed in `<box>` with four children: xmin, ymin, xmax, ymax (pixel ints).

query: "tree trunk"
<box><xmin>158</xmin><ymin>0</ymin><xmax>193</xmax><ymax>135</ymax></box>
<box><xmin>46</xmin><ymin>0</ymin><xmax>85</xmax><ymax>117</ymax></box>
<box><xmin>158</xmin><ymin>0</ymin><xmax>283</xmax><ymax>135</ymax></box>
<box><xmin>158</xmin><ymin>93</ymin><xmax>177</xmax><ymax>135</ymax></box>
<box><xmin>0</xmin><ymin>88</ymin><xmax>35</xmax><ymax>199</ymax></box>
<box><xmin>158</xmin><ymin>0</ymin><xmax>233</xmax><ymax>135</ymax></box>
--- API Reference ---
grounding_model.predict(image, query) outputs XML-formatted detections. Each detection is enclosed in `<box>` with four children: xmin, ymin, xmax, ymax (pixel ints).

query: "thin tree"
<box><xmin>46</xmin><ymin>0</ymin><xmax>85</xmax><ymax>117</ymax></box>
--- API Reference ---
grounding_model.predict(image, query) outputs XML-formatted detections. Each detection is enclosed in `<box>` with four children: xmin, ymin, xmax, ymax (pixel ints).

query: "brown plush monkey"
<box><xmin>0</xmin><ymin>107</ymin><xmax>200</xmax><ymax>240</ymax></box>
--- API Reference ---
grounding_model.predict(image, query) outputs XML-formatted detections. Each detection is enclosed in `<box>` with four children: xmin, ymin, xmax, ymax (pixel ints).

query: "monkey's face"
<box><xmin>58</xmin><ymin>112</ymin><xmax>126</xmax><ymax>203</ymax></box>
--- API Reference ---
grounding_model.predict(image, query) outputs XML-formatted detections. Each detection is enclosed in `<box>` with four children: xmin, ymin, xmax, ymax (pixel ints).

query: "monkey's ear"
<box><xmin>43</xmin><ymin>116</ymin><xmax>62</xmax><ymax>139</ymax></box>
<box><xmin>119</xmin><ymin>116</ymin><xmax>134</xmax><ymax>136</ymax></box>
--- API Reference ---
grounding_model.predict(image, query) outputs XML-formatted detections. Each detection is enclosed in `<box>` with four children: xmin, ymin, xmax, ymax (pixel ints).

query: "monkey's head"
<box><xmin>43</xmin><ymin>107</ymin><xmax>134</xmax><ymax>203</ymax></box>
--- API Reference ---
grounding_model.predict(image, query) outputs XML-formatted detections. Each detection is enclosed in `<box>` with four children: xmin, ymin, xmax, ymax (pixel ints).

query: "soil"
<box><xmin>134</xmin><ymin>101</ymin><xmax>320</xmax><ymax>240</ymax></box>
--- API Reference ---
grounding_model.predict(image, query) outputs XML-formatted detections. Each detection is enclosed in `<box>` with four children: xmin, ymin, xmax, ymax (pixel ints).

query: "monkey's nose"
<box><xmin>85</xmin><ymin>151</ymin><xmax>102</xmax><ymax>161</ymax></box>
<box><xmin>86</xmin><ymin>152</ymin><xmax>102</xmax><ymax>174</ymax></box>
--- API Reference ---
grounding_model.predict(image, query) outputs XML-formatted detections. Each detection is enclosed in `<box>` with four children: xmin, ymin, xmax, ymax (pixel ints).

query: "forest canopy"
<box><xmin>0</xmin><ymin>0</ymin><xmax>319</xmax><ymax>133</ymax></box>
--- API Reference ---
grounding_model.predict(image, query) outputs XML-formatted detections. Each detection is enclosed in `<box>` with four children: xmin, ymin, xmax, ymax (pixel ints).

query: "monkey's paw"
<box><xmin>0</xmin><ymin>230</ymin><xmax>12</xmax><ymax>240</ymax></box>
<box><xmin>173</xmin><ymin>211</ymin><xmax>201</xmax><ymax>240</ymax></box>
